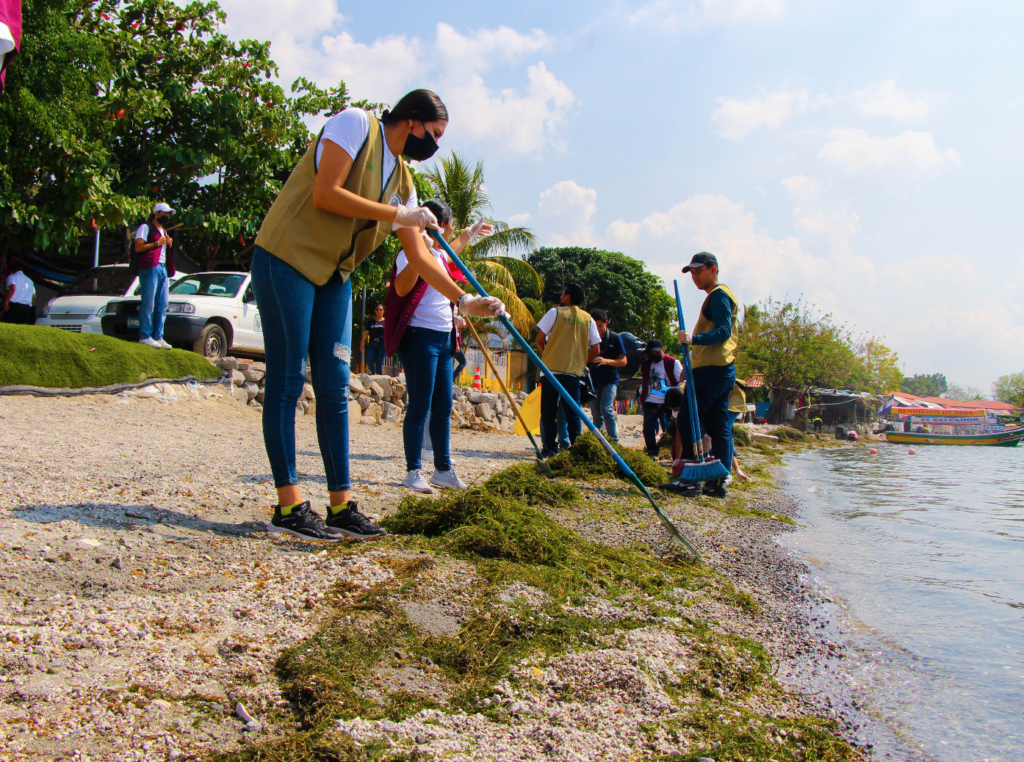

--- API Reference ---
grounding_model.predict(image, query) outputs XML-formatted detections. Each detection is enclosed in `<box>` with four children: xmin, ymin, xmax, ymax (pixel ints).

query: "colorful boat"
<box><xmin>885</xmin><ymin>427</ymin><xmax>1024</xmax><ymax>446</ymax></box>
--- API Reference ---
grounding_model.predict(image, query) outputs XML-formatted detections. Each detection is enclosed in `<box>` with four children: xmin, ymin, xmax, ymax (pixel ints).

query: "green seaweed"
<box><xmin>548</xmin><ymin>432</ymin><xmax>668</xmax><ymax>486</ymax></box>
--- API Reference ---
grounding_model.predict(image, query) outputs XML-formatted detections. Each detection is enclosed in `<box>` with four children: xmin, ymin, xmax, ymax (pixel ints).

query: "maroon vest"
<box><xmin>138</xmin><ymin>221</ymin><xmax>176</xmax><ymax>276</ymax></box>
<box><xmin>383</xmin><ymin>253</ymin><xmax>465</xmax><ymax>356</ymax></box>
<box><xmin>640</xmin><ymin>354</ymin><xmax>680</xmax><ymax>404</ymax></box>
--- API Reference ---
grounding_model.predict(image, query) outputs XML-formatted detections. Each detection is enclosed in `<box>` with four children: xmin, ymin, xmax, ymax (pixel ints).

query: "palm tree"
<box><xmin>423</xmin><ymin>152</ymin><xmax>542</xmax><ymax>335</ymax></box>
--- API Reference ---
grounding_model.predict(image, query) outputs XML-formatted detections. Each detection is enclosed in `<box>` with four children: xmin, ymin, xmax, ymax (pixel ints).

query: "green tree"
<box><xmin>945</xmin><ymin>382</ymin><xmax>985</xmax><ymax>401</ymax></box>
<box><xmin>423</xmin><ymin>152</ymin><xmax>540</xmax><ymax>334</ymax></box>
<box><xmin>524</xmin><ymin>246</ymin><xmax>677</xmax><ymax>348</ymax></box>
<box><xmin>899</xmin><ymin>373</ymin><xmax>947</xmax><ymax>398</ymax></box>
<box><xmin>855</xmin><ymin>339</ymin><xmax>903</xmax><ymax>395</ymax></box>
<box><xmin>991</xmin><ymin>372</ymin><xmax>1024</xmax><ymax>408</ymax></box>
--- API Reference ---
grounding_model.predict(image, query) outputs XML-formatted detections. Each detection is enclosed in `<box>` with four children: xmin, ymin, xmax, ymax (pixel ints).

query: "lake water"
<box><xmin>781</xmin><ymin>444</ymin><xmax>1024</xmax><ymax>762</ymax></box>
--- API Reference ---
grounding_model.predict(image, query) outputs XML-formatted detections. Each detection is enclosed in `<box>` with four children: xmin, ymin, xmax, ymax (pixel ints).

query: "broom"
<box><xmin>430</xmin><ymin>230</ymin><xmax>701</xmax><ymax>559</ymax></box>
<box><xmin>669</xmin><ymin>280</ymin><xmax>729</xmax><ymax>485</ymax></box>
<box><xmin>462</xmin><ymin>315</ymin><xmax>555</xmax><ymax>478</ymax></box>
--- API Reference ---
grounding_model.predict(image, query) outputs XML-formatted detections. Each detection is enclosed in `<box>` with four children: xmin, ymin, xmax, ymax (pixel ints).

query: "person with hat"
<box><xmin>535</xmin><ymin>282</ymin><xmax>601</xmax><ymax>457</ymax></box>
<box><xmin>251</xmin><ymin>89</ymin><xmax>504</xmax><ymax>543</ymax></box>
<box><xmin>639</xmin><ymin>339</ymin><xmax>683</xmax><ymax>458</ymax></box>
<box><xmin>676</xmin><ymin>251</ymin><xmax>740</xmax><ymax>498</ymax></box>
<box><xmin>133</xmin><ymin>202</ymin><xmax>176</xmax><ymax>349</ymax></box>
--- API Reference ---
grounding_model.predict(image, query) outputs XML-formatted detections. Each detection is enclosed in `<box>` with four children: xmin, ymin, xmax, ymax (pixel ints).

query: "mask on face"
<box><xmin>650</xmin><ymin>353</ymin><xmax>663</xmax><ymax>363</ymax></box>
<box><xmin>157</xmin><ymin>214</ymin><xmax>169</xmax><ymax>225</ymax></box>
<box><xmin>402</xmin><ymin>129</ymin><xmax>439</xmax><ymax>161</ymax></box>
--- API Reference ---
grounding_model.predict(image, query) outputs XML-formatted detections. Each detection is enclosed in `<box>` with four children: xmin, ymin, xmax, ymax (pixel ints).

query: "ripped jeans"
<box><xmin>250</xmin><ymin>246</ymin><xmax>352</xmax><ymax>491</ymax></box>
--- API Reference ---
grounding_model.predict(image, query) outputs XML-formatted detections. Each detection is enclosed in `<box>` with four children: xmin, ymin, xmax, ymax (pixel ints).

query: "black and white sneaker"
<box><xmin>268</xmin><ymin>501</ymin><xmax>344</xmax><ymax>542</ymax></box>
<box><xmin>326</xmin><ymin>501</ymin><xmax>387</xmax><ymax>540</ymax></box>
<box><xmin>702</xmin><ymin>479</ymin><xmax>728</xmax><ymax>499</ymax></box>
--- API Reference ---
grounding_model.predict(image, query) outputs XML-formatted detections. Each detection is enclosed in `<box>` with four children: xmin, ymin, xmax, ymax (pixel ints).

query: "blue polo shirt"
<box><xmin>591</xmin><ymin>331</ymin><xmax>625</xmax><ymax>387</ymax></box>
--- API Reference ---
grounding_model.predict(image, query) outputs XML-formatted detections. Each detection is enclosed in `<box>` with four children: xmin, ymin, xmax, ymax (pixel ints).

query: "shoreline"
<box><xmin>0</xmin><ymin>394</ymin><xmax>873</xmax><ymax>761</ymax></box>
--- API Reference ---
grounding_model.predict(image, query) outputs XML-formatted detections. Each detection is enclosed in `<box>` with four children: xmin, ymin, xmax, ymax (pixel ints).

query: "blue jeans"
<box><xmin>250</xmin><ymin>247</ymin><xmax>352</xmax><ymax>492</ymax></box>
<box><xmin>541</xmin><ymin>374</ymin><xmax>581</xmax><ymax>453</ymax></box>
<box><xmin>364</xmin><ymin>343</ymin><xmax>385</xmax><ymax>374</ymax></box>
<box><xmin>678</xmin><ymin>364</ymin><xmax>737</xmax><ymax>469</ymax></box>
<box><xmin>643</xmin><ymin>401</ymin><xmax>671</xmax><ymax>456</ymax></box>
<box><xmin>590</xmin><ymin>382</ymin><xmax>618</xmax><ymax>441</ymax></box>
<box><xmin>556</xmin><ymin>406</ymin><xmax>570</xmax><ymax>450</ymax></box>
<box><xmin>727</xmin><ymin>410</ymin><xmax>740</xmax><ymax>469</ymax></box>
<box><xmin>452</xmin><ymin>350</ymin><xmax>467</xmax><ymax>381</ymax></box>
<box><xmin>138</xmin><ymin>264</ymin><xmax>169</xmax><ymax>341</ymax></box>
<box><xmin>398</xmin><ymin>326</ymin><xmax>453</xmax><ymax>472</ymax></box>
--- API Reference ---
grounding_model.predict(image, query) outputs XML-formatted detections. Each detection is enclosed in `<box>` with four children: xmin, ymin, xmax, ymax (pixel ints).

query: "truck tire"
<box><xmin>194</xmin><ymin>323</ymin><xmax>228</xmax><ymax>360</ymax></box>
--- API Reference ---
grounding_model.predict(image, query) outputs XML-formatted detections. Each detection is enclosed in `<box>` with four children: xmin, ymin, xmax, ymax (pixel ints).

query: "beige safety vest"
<box><xmin>729</xmin><ymin>383</ymin><xmax>746</xmax><ymax>413</ymax></box>
<box><xmin>541</xmin><ymin>306</ymin><xmax>593</xmax><ymax>377</ymax></box>
<box><xmin>691</xmin><ymin>283</ymin><xmax>740</xmax><ymax>368</ymax></box>
<box><xmin>255</xmin><ymin>114</ymin><xmax>415</xmax><ymax>286</ymax></box>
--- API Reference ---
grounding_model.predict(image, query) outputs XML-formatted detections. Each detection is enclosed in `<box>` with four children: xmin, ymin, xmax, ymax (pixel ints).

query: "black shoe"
<box><xmin>268</xmin><ymin>501</ymin><xmax>344</xmax><ymax>542</ymax></box>
<box><xmin>702</xmin><ymin>479</ymin><xmax>728</xmax><ymax>499</ymax></box>
<box><xmin>325</xmin><ymin>501</ymin><xmax>387</xmax><ymax>540</ymax></box>
<box><xmin>660</xmin><ymin>481</ymin><xmax>703</xmax><ymax>497</ymax></box>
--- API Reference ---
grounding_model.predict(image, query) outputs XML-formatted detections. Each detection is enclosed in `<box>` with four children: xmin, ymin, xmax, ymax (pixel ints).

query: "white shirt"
<box><xmin>316</xmin><ymin>108</ymin><xmax>417</xmax><ymax>207</ymax></box>
<box><xmin>0</xmin><ymin>22</ymin><xmax>15</xmax><ymax>57</ymax></box>
<box><xmin>135</xmin><ymin>223</ymin><xmax>166</xmax><ymax>265</ymax></box>
<box><xmin>5</xmin><ymin>271</ymin><xmax>34</xmax><ymax>306</ymax></box>
<box><xmin>395</xmin><ymin>246</ymin><xmax>454</xmax><ymax>333</ymax></box>
<box><xmin>645</xmin><ymin>357</ymin><xmax>684</xmax><ymax>405</ymax></box>
<box><xmin>537</xmin><ymin>307</ymin><xmax>601</xmax><ymax>346</ymax></box>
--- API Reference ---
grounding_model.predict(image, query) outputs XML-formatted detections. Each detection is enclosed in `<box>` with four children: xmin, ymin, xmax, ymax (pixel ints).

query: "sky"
<box><xmin>214</xmin><ymin>0</ymin><xmax>1024</xmax><ymax>390</ymax></box>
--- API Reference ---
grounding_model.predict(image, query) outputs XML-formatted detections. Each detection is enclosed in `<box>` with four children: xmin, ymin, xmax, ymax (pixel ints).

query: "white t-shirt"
<box><xmin>395</xmin><ymin>246</ymin><xmax>454</xmax><ymax>333</ymax></box>
<box><xmin>537</xmin><ymin>307</ymin><xmax>601</xmax><ymax>346</ymax></box>
<box><xmin>645</xmin><ymin>357</ymin><xmax>684</xmax><ymax>405</ymax></box>
<box><xmin>316</xmin><ymin>108</ymin><xmax>417</xmax><ymax>207</ymax></box>
<box><xmin>5</xmin><ymin>271</ymin><xmax>35</xmax><ymax>306</ymax></box>
<box><xmin>135</xmin><ymin>223</ymin><xmax>166</xmax><ymax>265</ymax></box>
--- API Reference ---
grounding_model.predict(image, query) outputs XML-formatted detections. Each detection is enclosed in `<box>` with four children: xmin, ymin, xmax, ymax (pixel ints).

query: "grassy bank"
<box><xmin>215</xmin><ymin>434</ymin><xmax>863</xmax><ymax>762</ymax></box>
<box><xmin>0</xmin><ymin>323</ymin><xmax>220</xmax><ymax>388</ymax></box>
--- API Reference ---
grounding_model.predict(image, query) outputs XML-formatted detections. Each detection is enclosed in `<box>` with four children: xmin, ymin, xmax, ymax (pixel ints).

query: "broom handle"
<box><xmin>463</xmin><ymin>315</ymin><xmax>543</xmax><ymax>457</ymax></box>
<box><xmin>673</xmin><ymin>281</ymin><xmax>702</xmax><ymax>462</ymax></box>
<box><xmin>674</xmin><ymin>281</ymin><xmax>707</xmax><ymax>464</ymax></box>
<box><xmin>430</xmin><ymin>234</ymin><xmax>654</xmax><ymax>494</ymax></box>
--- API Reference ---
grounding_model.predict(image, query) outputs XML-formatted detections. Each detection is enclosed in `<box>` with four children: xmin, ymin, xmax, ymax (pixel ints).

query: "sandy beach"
<box><xmin>0</xmin><ymin>387</ymin><xmax>866</xmax><ymax>762</ymax></box>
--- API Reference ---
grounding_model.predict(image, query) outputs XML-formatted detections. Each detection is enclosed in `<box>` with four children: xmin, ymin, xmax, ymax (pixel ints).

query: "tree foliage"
<box><xmin>524</xmin><ymin>247</ymin><xmax>678</xmax><ymax>348</ymax></box>
<box><xmin>1</xmin><ymin>0</ymin><xmax>362</xmax><ymax>267</ymax></box>
<box><xmin>899</xmin><ymin>373</ymin><xmax>948</xmax><ymax>398</ymax></box>
<box><xmin>991</xmin><ymin>372</ymin><xmax>1024</xmax><ymax>408</ymax></box>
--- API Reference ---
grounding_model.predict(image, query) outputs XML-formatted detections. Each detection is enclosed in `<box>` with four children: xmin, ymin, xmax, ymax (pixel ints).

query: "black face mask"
<box><xmin>650</xmin><ymin>353</ymin><xmax>663</xmax><ymax>363</ymax></box>
<box><xmin>402</xmin><ymin>129</ymin><xmax>438</xmax><ymax>161</ymax></box>
<box><xmin>156</xmin><ymin>214</ymin><xmax>170</xmax><ymax>225</ymax></box>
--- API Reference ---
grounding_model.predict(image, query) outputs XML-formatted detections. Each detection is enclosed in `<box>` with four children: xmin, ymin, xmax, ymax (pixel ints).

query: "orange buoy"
<box><xmin>472</xmin><ymin>367</ymin><xmax>482</xmax><ymax>391</ymax></box>
<box><xmin>908</xmin><ymin>449</ymin><xmax>917</xmax><ymax>455</ymax></box>
<box><xmin>869</xmin><ymin>448</ymin><xmax>878</xmax><ymax>454</ymax></box>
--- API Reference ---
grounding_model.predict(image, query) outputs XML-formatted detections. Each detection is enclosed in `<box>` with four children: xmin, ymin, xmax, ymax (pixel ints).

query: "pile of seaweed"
<box><xmin>547</xmin><ymin>432</ymin><xmax>667</xmax><ymax>486</ymax></box>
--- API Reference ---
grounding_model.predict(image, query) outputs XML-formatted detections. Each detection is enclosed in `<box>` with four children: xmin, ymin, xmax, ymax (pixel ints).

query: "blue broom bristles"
<box><xmin>671</xmin><ymin>459</ymin><xmax>730</xmax><ymax>484</ymax></box>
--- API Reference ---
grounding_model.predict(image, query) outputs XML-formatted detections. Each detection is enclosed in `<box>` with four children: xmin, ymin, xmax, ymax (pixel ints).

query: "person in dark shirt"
<box><xmin>587</xmin><ymin>309</ymin><xmax>627</xmax><ymax>441</ymax></box>
<box><xmin>360</xmin><ymin>304</ymin><xmax>386</xmax><ymax>374</ymax></box>
<box><xmin>676</xmin><ymin>251</ymin><xmax>740</xmax><ymax>499</ymax></box>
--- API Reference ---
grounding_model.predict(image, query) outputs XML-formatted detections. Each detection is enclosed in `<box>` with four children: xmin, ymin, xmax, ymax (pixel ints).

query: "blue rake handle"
<box><xmin>429</xmin><ymin>229</ymin><xmax>701</xmax><ymax>560</ymax></box>
<box><xmin>674</xmin><ymin>281</ymin><xmax>710</xmax><ymax>464</ymax></box>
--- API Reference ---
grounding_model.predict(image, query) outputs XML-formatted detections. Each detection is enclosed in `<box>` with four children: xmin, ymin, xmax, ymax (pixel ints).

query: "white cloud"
<box><xmin>212</xmin><ymin>5</ymin><xmax>573</xmax><ymax>156</ymax></box>
<box><xmin>780</xmin><ymin>175</ymin><xmax>861</xmax><ymax>250</ymax></box>
<box><xmin>536</xmin><ymin>181</ymin><xmax>599</xmax><ymax>246</ymax></box>
<box><xmin>508</xmin><ymin>213</ymin><xmax>533</xmax><ymax>226</ymax></box>
<box><xmin>630</xmin><ymin>0</ymin><xmax>786</xmax><ymax>28</ymax></box>
<box><xmin>853</xmin><ymin>80</ymin><xmax>934</xmax><ymax>122</ymax></box>
<box><xmin>819</xmin><ymin>129</ymin><xmax>961</xmax><ymax>172</ymax></box>
<box><xmin>712</xmin><ymin>90</ymin><xmax>808</xmax><ymax>139</ymax></box>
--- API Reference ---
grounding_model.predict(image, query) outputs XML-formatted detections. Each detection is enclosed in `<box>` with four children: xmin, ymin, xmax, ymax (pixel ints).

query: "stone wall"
<box><xmin>214</xmin><ymin>357</ymin><xmax>525</xmax><ymax>432</ymax></box>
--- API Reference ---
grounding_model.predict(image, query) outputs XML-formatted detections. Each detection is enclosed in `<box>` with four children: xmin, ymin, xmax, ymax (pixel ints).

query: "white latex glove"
<box><xmin>454</xmin><ymin>315</ymin><xmax>467</xmax><ymax>328</ymax></box>
<box><xmin>467</xmin><ymin>219</ymin><xmax>494</xmax><ymax>240</ymax></box>
<box><xmin>677</xmin><ymin>330</ymin><xmax>692</xmax><ymax>345</ymax></box>
<box><xmin>393</xmin><ymin>205</ymin><xmax>440</xmax><ymax>231</ymax></box>
<box><xmin>458</xmin><ymin>294</ymin><xmax>505</xmax><ymax>318</ymax></box>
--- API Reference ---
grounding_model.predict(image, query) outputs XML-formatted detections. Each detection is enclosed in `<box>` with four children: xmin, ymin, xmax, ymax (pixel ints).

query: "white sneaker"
<box><xmin>138</xmin><ymin>337</ymin><xmax>161</xmax><ymax>348</ymax></box>
<box><xmin>156</xmin><ymin>339</ymin><xmax>172</xmax><ymax>350</ymax></box>
<box><xmin>430</xmin><ymin>466</ymin><xmax>468</xmax><ymax>490</ymax></box>
<box><xmin>402</xmin><ymin>469</ymin><xmax>435</xmax><ymax>494</ymax></box>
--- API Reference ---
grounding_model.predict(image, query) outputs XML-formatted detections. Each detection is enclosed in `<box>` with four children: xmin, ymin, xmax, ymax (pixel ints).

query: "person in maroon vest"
<box><xmin>639</xmin><ymin>339</ymin><xmax>684</xmax><ymax>457</ymax></box>
<box><xmin>133</xmin><ymin>203</ymin><xmax>176</xmax><ymax>349</ymax></box>
<box><xmin>385</xmin><ymin>199</ymin><xmax>492</xmax><ymax>494</ymax></box>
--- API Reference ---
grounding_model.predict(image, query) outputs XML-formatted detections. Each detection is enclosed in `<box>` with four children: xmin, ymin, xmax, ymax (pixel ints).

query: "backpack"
<box><xmin>617</xmin><ymin>331</ymin><xmax>648</xmax><ymax>380</ymax></box>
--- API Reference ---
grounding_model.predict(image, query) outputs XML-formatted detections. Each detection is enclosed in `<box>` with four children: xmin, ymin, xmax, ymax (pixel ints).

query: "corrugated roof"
<box><xmin>921</xmin><ymin>397</ymin><xmax>1022</xmax><ymax>412</ymax></box>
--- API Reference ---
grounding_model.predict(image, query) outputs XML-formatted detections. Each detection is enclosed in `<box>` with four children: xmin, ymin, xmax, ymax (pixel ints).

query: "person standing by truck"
<box><xmin>133</xmin><ymin>202</ymin><xmax>176</xmax><ymax>349</ymax></box>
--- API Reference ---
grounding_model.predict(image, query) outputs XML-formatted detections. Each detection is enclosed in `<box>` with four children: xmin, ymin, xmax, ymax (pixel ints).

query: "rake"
<box><xmin>430</xmin><ymin>229</ymin><xmax>701</xmax><ymax>559</ymax></box>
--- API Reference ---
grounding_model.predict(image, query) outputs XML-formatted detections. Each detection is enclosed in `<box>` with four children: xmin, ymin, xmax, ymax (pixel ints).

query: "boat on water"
<box><xmin>885</xmin><ymin>427</ymin><xmax>1024</xmax><ymax>446</ymax></box>
<box><xmin>881</xmin><ymin>405</ymin><xmax>1024</xmax><ymax>447</ymax></box>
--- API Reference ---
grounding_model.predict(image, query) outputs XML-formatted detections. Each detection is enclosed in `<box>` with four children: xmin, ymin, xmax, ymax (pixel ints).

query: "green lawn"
<box><xmin>0</xmin><ymin>324</ymin><xmax>221</xmax><ymax>388</ymax></box>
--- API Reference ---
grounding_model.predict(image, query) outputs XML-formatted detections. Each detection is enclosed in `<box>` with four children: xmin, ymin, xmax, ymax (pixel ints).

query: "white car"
<box><xmin>101</xmin><ymin>271</ymin><xmax>264</xmax><ymax>359</ymax></box>
<box><xmin>35</xmin><ymin>264</ymin><xmax>180</xmax><ymax>334</ymax></box>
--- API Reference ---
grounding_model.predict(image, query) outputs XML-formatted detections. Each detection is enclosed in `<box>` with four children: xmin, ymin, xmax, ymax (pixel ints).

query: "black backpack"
<box><xmin>617</xmin><ymin>331</ymin><xmax>648</xmax><ymax>380</ymax></box>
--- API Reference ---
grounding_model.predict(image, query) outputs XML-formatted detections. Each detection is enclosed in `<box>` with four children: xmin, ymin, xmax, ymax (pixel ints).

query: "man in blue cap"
<box><xmin>676</xmin><ymin>252</ymin><xmax>739</xmax><ymax>498</ymax></box>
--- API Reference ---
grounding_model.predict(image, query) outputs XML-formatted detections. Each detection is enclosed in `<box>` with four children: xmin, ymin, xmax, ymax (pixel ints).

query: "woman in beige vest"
<box><xmin>251</xmin><ymin>89</ymin><xmax>504</xmax><ymax>543</ymax></box>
